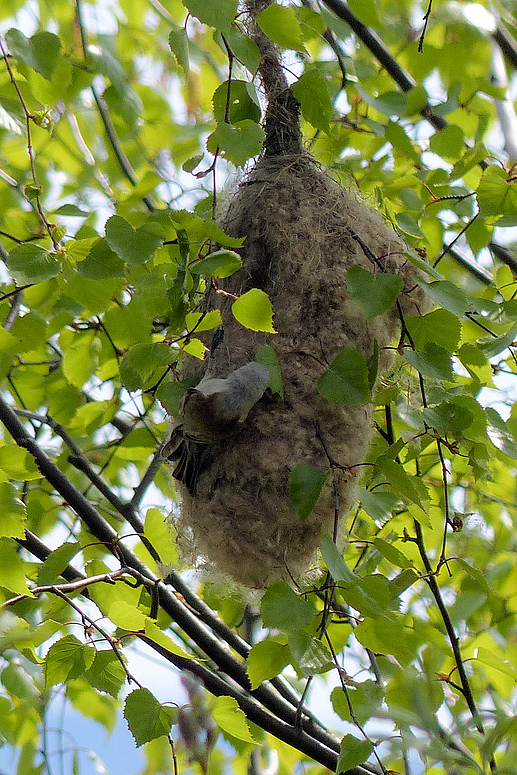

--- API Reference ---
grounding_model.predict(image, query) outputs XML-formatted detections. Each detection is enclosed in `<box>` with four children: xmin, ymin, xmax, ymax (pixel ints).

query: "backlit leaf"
<box><xmin>232</xmin><ymin>288</ymin><xmax>277</xmax><ymax>332</ymax></box>
<box><xmin>257</xmin><ymin>4</ymin><xmax>307</xmax><ymax>52</ymax></box>
<box><xmin>212</xmin><ymin>696</ymin><xmax>256</xmax><ymax>743</ymax></box>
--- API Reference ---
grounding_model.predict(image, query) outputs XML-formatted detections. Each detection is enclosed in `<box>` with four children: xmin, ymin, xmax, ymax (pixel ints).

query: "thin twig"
<box><xmin>412</xmin><ymin>521</ymin><xmax>490</xmax><ymax>744</ymax></box>
<box><xmin>3</xmin><ymin>569</ymin><xmax>130</xmax><ymax>607</ymax></box>
<box><xmin>418</xmin><ymin>0</ymin><xmax>433</xmax><ymax>53</ymax></box>
<box><xmin>0</xmin><ymin>38</ymin><xmax>59</xmax><ymax>247</ymax></box>
<box><xmin>74</xmin><ymin>0</ymin><xmax>155</xmax><ymax>213</ymax></box>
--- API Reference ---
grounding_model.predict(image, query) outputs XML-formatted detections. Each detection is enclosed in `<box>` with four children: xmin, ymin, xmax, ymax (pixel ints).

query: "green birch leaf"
<box><xmin>0</xmin><ymin>538</ymin><xmax>33</xmax><ymax>596</ymax></box>
<box><xmin>45</xmin><ymin>635</ymin><xmax>95</xmax><ymax>688</ymax></box>
<box><xmin>213</xmin><ymin>80</ymin><xmax>261</xmax><ymax>124</ymax></box>
<box><xmin>421</xmin><ymin>402</ymin><xmax>474</xmax><ymax>436</ymax></box>
<box><xmin>346</xmin><ymin>0</ymin><xmax>381</xmax><ymax>26</ymax></box>
<box><xmin>84</xmin><ymin>650</ymin><xmax>127</xmax><ymax>698</ymax></box>
<box><xmin>289</xmin><ymin>631</ymin><xmax>334</xmax><ymax>676</ymax></box>
<box><xmin>255</xmin><ymin>344</ymin><xmax>283</xmax><ymax>398</ymax></box>
<box><xmin>414</xmin><ymin>279</ymin><xmax>470</xmax><ymax>318</ymax></box>
<box><xmin>6</xmin><ymin>29</ymin><xmax>61</xmax><ymax>80</ymax></box>
<box><xmin>261</xmin><ymin>582</ymin><xmax>314</xmax><ymax>633</ymax></box>
<box><xmin>144</xmin><ymin>508</ymin><xmax>177</xmax><ymax>566</ymax></box>
<box><xmin>289</xmin><ymin>463</ymin><xmax>329</xmax><ymax>520</ymax></box>
<box><xmin>168</xmin><ymin>25</ymin><xmax>189</xmax><ymax>73</ymax></box>
<box><xmin>144</xmin><ymin>621</ymin><xmax>194</xmax><ymax>660</ymax></box>
<box><xmin>405</xmin><ymin>342</ymin><xmax>454</xmax><ymax>381</ymax></box>
<box><xmin>216</xmin><ymin>27</ymin><xmax>261</xmax><ymax>74</ymax></box>
<box><xmin>354</xmin><ymin>616</ymin><xmax>420</xmax><ymax>665</ymax></box>
<box><xmin>207</xmin><ymin>120</ymin><xmax>265</xmax><ymax>166</ymax></box>
<box><xmin>331</xmin><ymin>681</ymin><xmax>384</xmax><ymax>724</ymax></box>
<box><xmin>76</xmin><ymin>238</ymin><xmax>125</xmax><ymax>279</ymax></box>
<box><xmin>0</xmin><ymin>482</ymin><xmax>26</xmax><ymax>539</ymax></box>
<box><xmin>257</xmin><ymin>4</ymin><xmax>307</xmax><ymax>52</ymax></box>
<box><xmin>291</xmin><ymin>69</ymin><xmax>333</xmax><ymax>131</ymax></box>
<box><xmin>212</xmin><ymin>696</ymin><xmax>256</xmax><ymax>743</ymax></box>
<box><xmin>479</xmin><ymin>324</ymin><xmax>517</xmax><ymax>358</ymax></box>
<box><xmin>377</xmin><ymin>458</ymin><xmax>429</xmax><ymax>512</ymax></box>
<box><xmin>347</xmin><ymin>265</ymin><xmax>403</xmax><ymax>321</ymax></box>
<box><xmin>124</xmin><ymin>688</ymin><xmax>177</xmax><ymax>747</ymax></box>
<box><xmin>247</xmin><ymin>639</ymin><xmax>290</xmax><ymax>689</ymax></box>
<box><xmin>119</xmin><ymin>343</ymin><xmax>175</xmax><ymax>391</ymax></box>
<box><xmin>0</xmin><ymin>446</ymin><xmax>41</xmax><ymax>480</ymax></box>
<box><xmin>190</xmin><ymin>249</ymin><xmax>242</xmax><ymax>278</ymax></box>
<box><xmin>321</xmin><ymin>536</ymin><xmax>357</xmax><ymax>585</ymax></box>
<box><xmin>476</xmin><ymin>647</ymin><xmax>517</xmax><ymax>680</ymax></box>
<box><xmin>358</xmin><ymin>488</ymin><xmax>399</xmax><ymax>523</ymax></box>
<box><xmin>477</xmin><ymin>166</ymin><xmax>517</xmax><ymax>226</ymax></box>
<box><xmin>183</xmin><ymin>0</ymin><xmax>238</xmax><ymax>32</ymax></box>
<box><xmin>385</xmin><ymin>121</ymin><xmax>420</xmax><ymax>160</ymax></box>
<box><xmin>105</xmin><ymin>216</ymin><xmax>164</xmax><ymax>265</ymax></box>
<box><xmin>373</xmin><ymin>537</ymin><xmax>414</xmax><ymax>569</ymax></box>
<box><xmin>405</xmin><ymin>309</ymin><xmax>462</xmax><ymax>352</ymax></box>
<box><xmin>8</xmin><ymin>244</ymin><xmax>60</xmax><ymax>284</ymax></box>
<box><xmin>337</xmin><ymin>735</ymin><xmax>374</xmax><ymax>772</ymax></box>
<box><xmin>37</xmin><ymin>542</ymin><xmax>81</xmax><ymax>585</ymax></box>
<box><xmin>317</xmin><ymin>349</ymin><xmax>370</xmax><ymax>405</ymax></box>
<box><xmin>429</xmin><ymin>124</ymin><xmax>465</xmax><ymax>159</ymax></box>
<box><xmin>108</xmin><ymin>601</ymin><xmax>147</xmax><ymax>631</ymax></box>
<box><xmin>232</xmin><ymin>288</ymin><xmax>276</xmax><ymax>332</ymax></box>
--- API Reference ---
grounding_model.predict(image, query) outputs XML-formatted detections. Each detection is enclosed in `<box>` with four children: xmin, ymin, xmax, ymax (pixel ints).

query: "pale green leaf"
<box><xmin>0</xmin><ymin>445</ymin><xmax>42</xmax><ymax>481</ymax></box>
<box><xmin>144</xmin><ymin>620</ymin><xmax>194</xmax><ymax>659</ymax></box>
<box><xmin>190</xmin><ymin>249</ymin><xmax>242</xmax><ymax>278</ymax></box>
<box><xmin>373</xmin><ymin>537</ymin><xmax>414</xmax><ymax>569</ymax></box>
<box><xmin>0</xmin><ymin>482</ymin><xmax>26</xmax><ymax>539</ymax></box>
<box><xmin>377</xmin><ymin>458</ymin><xmax>429</xmax><ymax>512</ymax></box>
<box><xmin>84</xmin><ymin>650</ymin><xmax>127</xmax><ymax>698</ymax></box>
<box><xmin>232</xmin><ymin>288</ymin><xmax>277</xmax><ymax>332</ymax></box>
<box><xmin>477</xmin><ymin>166</ymin><xmax>517</xmax><ymax>226</ymax></box>
<box><xmin>108</xmin><ymin>601</ymin><xmax>147</xmax><ymax>631</ymax></box>
<box><xmin>37</xmin><ymin>542</ymin><xmax>81</xmax><ymax>585</ymax></box>
<box><xmin>0</xmin><ymin>538</ymin><xmax>33</xmax><ymax>596</ymax></box>
<box><xmin>331</xmin><ymin>681</ymin><xmax>384</xmax><ymax>725</ymax></box>
<box><xmin>405</xmin><ymin>342</ymin><xmax>454</xmax><ymax>381</ymax></box>
<box><xmin>247</xmin><ymin>639</ymin><xmax>290</xmax><ymax>689</ymax></box>
<box><xmin>119</xmin><ymin>342</ymin><xmax>175</xmax><ymax>391</ymax></box>
<box><xmin>255</xmin><ymin>344</ymin><xmax>283</xmax><ymax>398</ymax></box>
<box><xmin>212</xmin><ymin>696</ymin><xmax>256</xmax><ymax>743</ymax></box>
<box><xmin>183</xmin><ymin>0</ymin><xmax>238</xmax><ymax>32</ymax></box>
<box><xmin>257</xmin><ymin>4</ymin><xmax>307</xmax><ymax>52</ymax></box>
<box><xmin>45</xmin><ymin>635</ymin><xmax>95</xmax><ymax>688</ymax></box>
<box><xmin>289</xmin><ymin>631</ymin><xmax>334</xmax><ymax>676</ymax></box>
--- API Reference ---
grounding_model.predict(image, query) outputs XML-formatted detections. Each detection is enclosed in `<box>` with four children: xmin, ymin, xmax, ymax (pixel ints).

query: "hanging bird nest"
<box><xmin>166</xmin><ymin>4</ymin><xmax>429</xmax><ymax>589</ymax></box>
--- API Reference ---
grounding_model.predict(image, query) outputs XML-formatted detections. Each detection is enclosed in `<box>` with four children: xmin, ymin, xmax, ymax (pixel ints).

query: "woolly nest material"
<box><xmin>171</xmin><ymin>127</ymin><xmax>428</xmax><ymax>590</ymax></box>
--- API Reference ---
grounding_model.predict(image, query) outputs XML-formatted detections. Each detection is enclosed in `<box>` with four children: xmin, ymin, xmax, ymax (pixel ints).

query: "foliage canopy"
<box><xmin>1</xmin><ymin>0</ymin><xmax>517</xmax><ymax>773</ymax></box>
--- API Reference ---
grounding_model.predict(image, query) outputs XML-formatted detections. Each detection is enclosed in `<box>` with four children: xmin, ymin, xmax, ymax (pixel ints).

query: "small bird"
<box><xmin>162</xmin><ymin>362</ymin><xmax>270</xmax><ymax>494</ymax></box>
